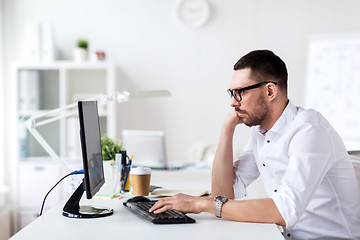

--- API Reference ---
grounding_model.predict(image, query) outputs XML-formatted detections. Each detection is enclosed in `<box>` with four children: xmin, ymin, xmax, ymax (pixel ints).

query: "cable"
<box><xmin>39</xmin><ymin>170</ymin><xmax>84</xmax><ymax>216</ymax></box>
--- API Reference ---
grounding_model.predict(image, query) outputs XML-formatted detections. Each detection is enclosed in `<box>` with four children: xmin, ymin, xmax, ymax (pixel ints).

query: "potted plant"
<box><xmin>99</xmin><ymin>135</ymin><xmax>124</xmax><ymax>195</ymax></box>
<box><xmin>73</xmin><ymin>38</ymin><xmax>89</xmax><ymax>62</ymax></box>
<box><xmin>101</xmin><ymin>135</ymin><xmax>124</xmax><ymax>161</ymax></box>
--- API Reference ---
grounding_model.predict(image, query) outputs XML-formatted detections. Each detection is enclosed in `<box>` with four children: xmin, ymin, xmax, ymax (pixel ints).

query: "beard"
<box><xmin>236</xmin><ymin>95</ymin><xmax>268</xmax><ymax>127</ymax></box>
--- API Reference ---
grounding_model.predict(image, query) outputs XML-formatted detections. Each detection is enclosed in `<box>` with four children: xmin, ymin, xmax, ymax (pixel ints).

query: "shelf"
<box><xmin>15</xmin><ymin>61</ymin><xmax>116</xmax><ymax>162</ymax></box>
<box><xmin>15</xmin><ymin>61</ymin><xmax>114</xmax><ymax>70</ymax></box>
<box><xmin>18</xmin><ymin>156</ymin><xmax>54</xmax><ymax>162</ymax></box>
<box><xmin>14</xmin><ymin>61</ymin><xmax>116</xmax><ymax>231</ymax></box>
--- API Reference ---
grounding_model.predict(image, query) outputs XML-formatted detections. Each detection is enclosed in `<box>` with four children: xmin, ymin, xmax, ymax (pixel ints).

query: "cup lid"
<box><xmin>130</xmin><ymin>166</ymin><xmax>151</xmax><ymax>175</ymax></box>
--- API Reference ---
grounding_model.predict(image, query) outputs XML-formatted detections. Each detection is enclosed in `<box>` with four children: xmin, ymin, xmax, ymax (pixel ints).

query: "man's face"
<box><xmin>229</xmin><ymin>68</ymin><xmax>269</xmax><ymax>127</ymax></box>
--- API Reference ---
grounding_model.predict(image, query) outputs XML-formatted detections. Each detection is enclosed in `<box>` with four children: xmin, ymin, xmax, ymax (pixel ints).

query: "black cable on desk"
<box><xmin>39</xmin><ymin>170</ymin><xmax>84</xmax><ymax>216</ymax></box>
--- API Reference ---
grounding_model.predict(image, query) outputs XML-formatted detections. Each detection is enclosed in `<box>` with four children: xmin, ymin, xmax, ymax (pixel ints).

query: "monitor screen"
<box><xmin>62</xmin><ymin>101</ymin><xmax>113</xmax><ymax>218</ymax></box>
<box><xmin>78</xmin><ymin>101</ymin><xmax>104</xmax><ymax>199</ymax></box>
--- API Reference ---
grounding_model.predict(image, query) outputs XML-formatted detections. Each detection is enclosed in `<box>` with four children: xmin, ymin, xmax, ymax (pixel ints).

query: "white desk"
<box><xmin>10</xmin><ymin>169</ymin><xmax>283</xmax><ymax>240</ymax></box>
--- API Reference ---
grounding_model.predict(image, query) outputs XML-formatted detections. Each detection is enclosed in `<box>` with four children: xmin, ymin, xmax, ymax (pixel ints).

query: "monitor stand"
<box><xmin>62</xmin><ymin>180</ymin><xmax>113</xmax><ymax>218</ymax></box>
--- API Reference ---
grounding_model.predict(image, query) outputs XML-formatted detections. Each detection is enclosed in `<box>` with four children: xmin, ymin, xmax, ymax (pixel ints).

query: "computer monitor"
<box><xmin>122</xmin><ymin>129</ymin><xmax>167</xmax><ymax>169</ymax></box>
<box><xmin>62</xmin><ymin>101</ymin><xmax>113</xmax><ymax>218</ymax></box>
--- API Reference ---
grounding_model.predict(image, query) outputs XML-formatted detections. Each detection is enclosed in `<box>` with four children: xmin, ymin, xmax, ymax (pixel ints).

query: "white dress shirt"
<box><xmin>233</xmin><ymin>101</ymin><xmax>360</xmax><ymax>240</ymax></box>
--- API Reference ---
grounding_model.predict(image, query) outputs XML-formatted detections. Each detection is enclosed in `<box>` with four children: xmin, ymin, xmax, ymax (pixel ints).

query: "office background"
<box><xmin>1</xmin><ymin>0</ymin><xmax>360</xmax><ymax>237</ymax></box>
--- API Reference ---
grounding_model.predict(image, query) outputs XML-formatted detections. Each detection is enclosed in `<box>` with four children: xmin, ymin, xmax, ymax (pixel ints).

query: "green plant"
<box><xmin>101</xmin><ymin>135</ymin><xmax>124</xmax><ymax>161</ymax></box>
<box><xmin>77</xmin><ymin>39</ymin><xmax>88</xmax><ymax>49</ymax></box>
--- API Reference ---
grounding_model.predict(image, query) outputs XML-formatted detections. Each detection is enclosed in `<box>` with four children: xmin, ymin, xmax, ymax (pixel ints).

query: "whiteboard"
<box><xmin>306</xmin><ymin>33</ymin><xmax>360</xmax><ymax>145</ymax></box>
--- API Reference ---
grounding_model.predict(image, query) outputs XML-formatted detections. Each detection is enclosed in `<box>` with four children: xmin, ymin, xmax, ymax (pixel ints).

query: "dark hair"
<box><xmin>233</xmin><ymin>50</ymin><xmax>288</xmax><ymax>92</ymax></box>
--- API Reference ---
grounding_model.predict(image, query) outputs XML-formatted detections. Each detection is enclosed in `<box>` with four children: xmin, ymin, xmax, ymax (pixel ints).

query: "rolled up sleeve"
<box><xmin>233</xmin><ymin>150</ymin><xmax>260</xmax><ymax>199</ymax></box>
<box><xmin>272</xmin><ymin>123</ymin><xmax>334</xmax><ymax>227</ymax></box>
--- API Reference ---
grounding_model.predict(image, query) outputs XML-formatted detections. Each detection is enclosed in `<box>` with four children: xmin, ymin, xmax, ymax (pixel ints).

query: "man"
<box><xmin>150</xmin><ymin>50</ymin><xmax>360</xmax><ymax>240</ymax></box>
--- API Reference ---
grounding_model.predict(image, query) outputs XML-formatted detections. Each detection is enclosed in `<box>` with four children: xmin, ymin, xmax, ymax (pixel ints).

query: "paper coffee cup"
<box><xmin>130</xmin><ymin>166</ymin><xmax>151</xmax><ymax>196</ymax></box>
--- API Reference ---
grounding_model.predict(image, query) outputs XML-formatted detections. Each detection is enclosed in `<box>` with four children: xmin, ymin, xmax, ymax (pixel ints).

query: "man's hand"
<box><xmin>149</xmin><ymin>194</ymin><xmax>213</xmax><ymax>214</ymax></box>
<box><xmin>223</xmin><ymin>108</ymin><xmax>244</xmax><ymax>131</ymax></box>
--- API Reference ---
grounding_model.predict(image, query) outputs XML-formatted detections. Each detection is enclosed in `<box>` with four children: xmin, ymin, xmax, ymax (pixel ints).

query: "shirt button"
<box><xmin>267</xmin><ymin>140</ymin><xmax>270</xmax><ymax>143</ymax></box>
<box><xmin>287</xmin><ymin>233</ymin><xmax>291</xmax><ymax>237</ymax></box>
<box><xmin>262</xmin><ymin>163</ymin><xmax>266</xmax><ymax>167</ymax></box>
<box><xmin>274</xmin><ymin>189</ymin><xmax>277</xmax><ymax>192</ymax></box>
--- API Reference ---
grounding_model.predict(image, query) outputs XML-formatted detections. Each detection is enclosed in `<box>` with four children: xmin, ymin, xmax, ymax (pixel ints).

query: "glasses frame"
<box><xmin>227</xmin><ymin>81</ymin><xmax>278</xmax><ymax>102</ymax></box>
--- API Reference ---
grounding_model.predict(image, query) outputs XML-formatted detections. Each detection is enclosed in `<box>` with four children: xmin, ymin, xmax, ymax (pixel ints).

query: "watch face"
<box><xmin>215</xmin><ymin>196</ymin><xmax>228</xmax><ymax>203</ymax></box>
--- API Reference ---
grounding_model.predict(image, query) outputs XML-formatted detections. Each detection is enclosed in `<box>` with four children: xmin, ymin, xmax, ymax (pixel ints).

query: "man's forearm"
<box><xmin>223</xmin><ymin>198</ymin><xmax>286</xmax><ymax>226</ymax></box>
<box><xmin>200</xmin><ymin>197</ymin><xmax>286</xmax><ymax>226</ymax></box>
<box><xmin>211</xmin><ymin>125</ymin><xmax>236</xmax><ymax>199</ymax></box>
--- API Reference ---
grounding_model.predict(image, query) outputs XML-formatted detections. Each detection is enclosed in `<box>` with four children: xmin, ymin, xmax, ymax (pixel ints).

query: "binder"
<box><xmin>18</xmin><ymin>70</ymin><xmax>40</xmax><ymax>111</ymax></box>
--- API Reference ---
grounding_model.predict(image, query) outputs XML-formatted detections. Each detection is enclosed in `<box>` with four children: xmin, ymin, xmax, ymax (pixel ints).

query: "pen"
<box><xmin>120</xmin><ymin>151</ymin><xmax>127</xmax><ymax>186</ymax></box>
<box><xmin>123</xmin><ymin>155</ymin><xmax>133</xmax><ymax>191</ymax></box>
<box><xmin>128</xmin><ymin>155</ymin><xmax>134</xmax><ymax>166</ymax></box>
<box><xmin>122</xmin><ymin>155</ymin><xmax>134</xmax><ymax>191</ymax></box>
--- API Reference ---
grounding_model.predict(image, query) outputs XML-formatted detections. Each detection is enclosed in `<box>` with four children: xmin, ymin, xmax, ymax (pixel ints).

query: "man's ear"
<box><xmin>266</xmin><ymin>82</ymin><xmax>277</xmax><ymax>101</ymax></box>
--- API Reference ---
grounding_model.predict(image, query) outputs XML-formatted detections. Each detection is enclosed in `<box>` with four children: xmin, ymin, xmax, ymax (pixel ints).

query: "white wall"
<box><xmin>0</xmin><ymin>0</ymin><xmax>5</xmax><ymax>197</ymax></box>
<box><xmin>4</xmin><ymin>0</ymin><xmax>360</xmax><ymax>165</ymax></box>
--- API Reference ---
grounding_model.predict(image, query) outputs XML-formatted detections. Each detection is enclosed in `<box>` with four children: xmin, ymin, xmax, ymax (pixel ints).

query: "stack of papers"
<box><xmin>151</xmin><ymin>188</ymin><xmax>210</xmax><ymax>197</ymax></box>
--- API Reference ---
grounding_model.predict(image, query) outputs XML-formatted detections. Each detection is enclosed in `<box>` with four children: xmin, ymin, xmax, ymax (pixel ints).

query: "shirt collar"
<box><xmin>257</xmin><ymin>101</ymin><xmax>297</xmax><ymax>135</ymax></box>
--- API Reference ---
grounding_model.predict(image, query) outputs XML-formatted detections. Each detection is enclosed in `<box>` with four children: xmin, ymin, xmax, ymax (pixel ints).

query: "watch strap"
<box><xmin>214</xmin><ymin>196</ymin><xmax>228</xmax><ymax>218</ymax></box>
<box><xmin>215</xmin><ymin>200</ymin><xmax>223</xmax><ymax>218</ymax></box>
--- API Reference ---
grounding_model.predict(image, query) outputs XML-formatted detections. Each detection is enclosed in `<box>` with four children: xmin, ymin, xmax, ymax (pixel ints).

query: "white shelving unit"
<box><xmin>12</xmin><ymin>61</ymin><xmax>116</xmax><ymax>231</ymax></box>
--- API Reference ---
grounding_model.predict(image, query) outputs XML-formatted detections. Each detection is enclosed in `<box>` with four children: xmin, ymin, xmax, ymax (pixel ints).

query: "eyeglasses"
<box><xmin>227</xmin><ymin>81</ymin><xmax>278</xmax><ymax>102</ymax></box>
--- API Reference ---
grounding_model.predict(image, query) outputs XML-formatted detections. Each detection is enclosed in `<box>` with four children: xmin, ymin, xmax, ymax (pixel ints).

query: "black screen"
<box><xmin>78</xmin><ymin>101</ymin><xmax>104</xmax><ymax>199</ymax></box>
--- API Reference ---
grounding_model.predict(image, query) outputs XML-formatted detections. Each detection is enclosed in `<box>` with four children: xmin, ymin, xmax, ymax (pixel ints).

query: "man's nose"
<box><xmin>230</xmin><ymin>96</ymin><xmax>240</xmax><ymax>108</ymax></box>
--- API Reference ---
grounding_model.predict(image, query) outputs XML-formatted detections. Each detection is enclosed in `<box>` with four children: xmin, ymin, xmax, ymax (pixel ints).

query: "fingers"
<box><xmin>149</xmin><ymin>194</ymin><xmax>186</xmax><ymax>214</ymax></box>
<box><xmin>152</xmin><ymin>205</ymin><xmax>170</xmax><ymax>214</ymax></box>
<box><xmin>224</xmin><ymin>109</ymin><xmax>243</xmax><ymax>129</ymax></box>
<box><xmin>149</xmin><ymin>197</ymin><xmax>173</xmax><ymax>214</ymax></box>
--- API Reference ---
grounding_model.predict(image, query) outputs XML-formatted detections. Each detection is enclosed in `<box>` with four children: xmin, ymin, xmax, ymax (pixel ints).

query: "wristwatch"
<box><xmin>214</xmin><ymin>196</ymin><xmax>228</xmax><ymax>218</ymax></box>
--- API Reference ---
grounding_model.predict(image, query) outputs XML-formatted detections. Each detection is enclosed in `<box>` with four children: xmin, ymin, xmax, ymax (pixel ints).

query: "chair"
<box><xmin>348</xmin><ymin>151</ymin><xmax>360</xmax><ymax>191</ymax></box>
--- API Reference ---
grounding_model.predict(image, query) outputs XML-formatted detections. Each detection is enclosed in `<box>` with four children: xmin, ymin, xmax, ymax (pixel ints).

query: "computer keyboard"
<box><xmin>123</xmin><ymin>198</ymin><xmax>196</xmax><ymax>224</ymax></box>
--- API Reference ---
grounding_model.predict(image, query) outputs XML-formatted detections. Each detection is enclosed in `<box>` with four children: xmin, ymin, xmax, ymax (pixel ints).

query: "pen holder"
<box><xmin>124</xmin><ymin>172</ymin><xmax>131</xmax><ymax>191</ymax></box>
<box><xmin>99</xmin><ymin>160</ymin><xmax>121</xmax><ymax>195</ymax></box>
<box><xmin>120</xmin><ymin>164</ymin><xmax>131</xmax><ymax>192</ymax></box>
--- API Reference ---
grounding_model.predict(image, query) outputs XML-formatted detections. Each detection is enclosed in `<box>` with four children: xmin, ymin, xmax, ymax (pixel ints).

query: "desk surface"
<box><xmin>10</xmin><ymin>169</ymin><xmax>283</xmax><ymax>240</ymax></box>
